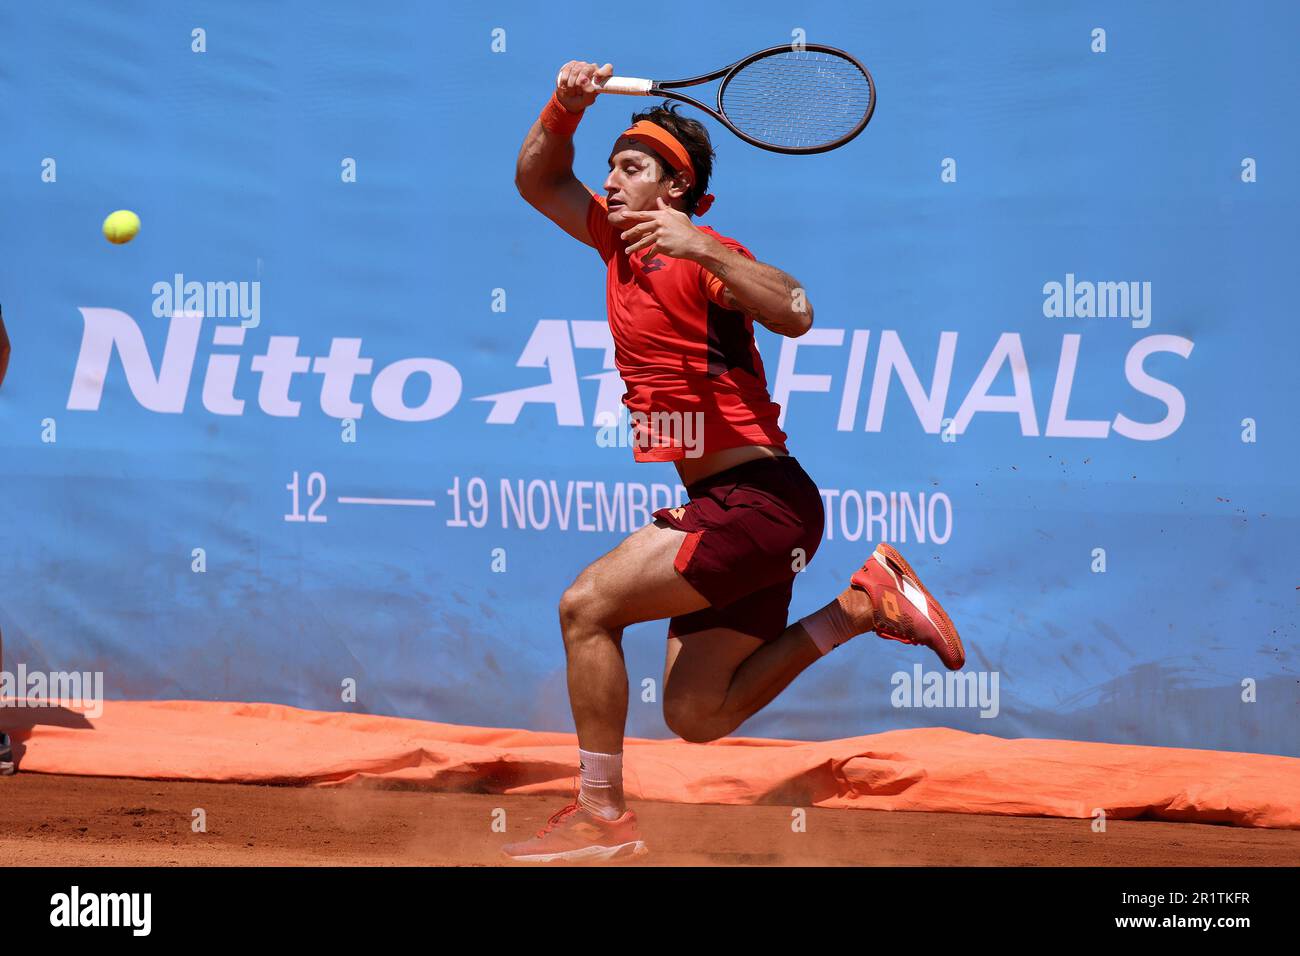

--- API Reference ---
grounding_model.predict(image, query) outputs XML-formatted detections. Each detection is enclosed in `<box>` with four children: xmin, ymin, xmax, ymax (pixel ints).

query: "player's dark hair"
<box><xmin>630</xmin><ymin>102</ymin><xmax>715</xmax><ymax>216</ymax></box>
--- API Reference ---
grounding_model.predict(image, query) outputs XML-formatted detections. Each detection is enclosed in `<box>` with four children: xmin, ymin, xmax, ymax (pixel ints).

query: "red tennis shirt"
<box><xmin>585</xmin><ymin>194</ymin><xmax>788</xmax><ymax>462</ymax></box>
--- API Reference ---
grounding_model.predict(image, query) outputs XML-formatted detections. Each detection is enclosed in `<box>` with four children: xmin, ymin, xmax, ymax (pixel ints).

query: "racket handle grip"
<box><xmin>596</xmin><ymin>76</ymin><xmax>653</xmax><ymax>95</ymax></box>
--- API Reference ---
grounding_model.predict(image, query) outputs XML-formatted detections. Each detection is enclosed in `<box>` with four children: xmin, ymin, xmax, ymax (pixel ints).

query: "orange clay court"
<box><xmin>2</xmin><ymin>700</ymin><xmax>1297</xmax><ymax>866</ymax></box>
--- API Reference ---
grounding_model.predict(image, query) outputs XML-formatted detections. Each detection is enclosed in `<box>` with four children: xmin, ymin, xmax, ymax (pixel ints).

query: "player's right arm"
<box><xmin>514</xmin><ymin>60</ymin><xmax>613</xmax><ymax>248</ymax></box>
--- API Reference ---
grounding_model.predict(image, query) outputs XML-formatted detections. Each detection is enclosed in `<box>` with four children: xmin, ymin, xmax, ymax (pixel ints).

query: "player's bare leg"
<box><xmin>662</xmin><ymin>586</ymin><xmax>874</xmax><ymax>742</ymax></box>
<box><xmin>502</xmin><ymin>520</ymin><xmax>712</xmax><ymax>861</ymax></box>
<box><xmin>664</xmin><ymin>547</ymin><xmax>965</xmax><ymax>742</ymax></box>
<box><xmin>558</xmin><ymin>521</ymin><xmax>708</xmax><ymax>800</ymax></box>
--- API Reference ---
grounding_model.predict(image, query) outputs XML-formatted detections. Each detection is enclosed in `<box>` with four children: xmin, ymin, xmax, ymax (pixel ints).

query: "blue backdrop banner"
<box><xmin>1</xmin><ymin>1</ymin><xmax>1296</xmax><ymax>755</ymax></box>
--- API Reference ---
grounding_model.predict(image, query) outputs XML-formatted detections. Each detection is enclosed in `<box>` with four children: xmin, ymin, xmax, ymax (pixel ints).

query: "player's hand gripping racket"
<box><xmin>585</xmin><ymin>44</ymin><xmax>875</xmax><ymax>154</ymax></box>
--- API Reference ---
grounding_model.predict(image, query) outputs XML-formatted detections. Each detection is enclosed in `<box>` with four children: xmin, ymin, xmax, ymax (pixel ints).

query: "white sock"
<box><xmin>578</xmin><ymin>749</ymin><xmax>624</xmax><ymax>820</ymax></box>
<box><xmin>799</xmin><ymin>599</ymin><xmax>861</xmax><ymax>656</ymax></box>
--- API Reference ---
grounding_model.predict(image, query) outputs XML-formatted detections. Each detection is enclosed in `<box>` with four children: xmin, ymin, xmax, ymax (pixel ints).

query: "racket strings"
<box><xmin>721</xmin><ymin>50</ymin><xmax>873</xmax><ymax>150</ymax></box>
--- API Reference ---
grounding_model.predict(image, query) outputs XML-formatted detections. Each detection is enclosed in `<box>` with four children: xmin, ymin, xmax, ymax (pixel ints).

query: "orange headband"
<box><xmin>618</xmin><ymin>121</ymin><xmax>715</xmax><ymax>216</ymax></box>
<box><xmin>621</xmin><ymin>121</ymin><xmax>694</xmax><ymax>176</ymax></box>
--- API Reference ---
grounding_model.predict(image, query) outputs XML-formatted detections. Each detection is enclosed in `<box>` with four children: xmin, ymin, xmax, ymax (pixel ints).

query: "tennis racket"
<box><xmin>590</xmin><ymin>44</ymin><xmax>875</xmax><ymax>154</ymax></box>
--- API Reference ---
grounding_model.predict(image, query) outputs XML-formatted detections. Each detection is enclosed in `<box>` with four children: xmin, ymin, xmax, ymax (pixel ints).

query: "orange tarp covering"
<box><xmin>3</xmin><ymin>700</ymin><xmax>1298</xmax><ymax>829</ymax></box>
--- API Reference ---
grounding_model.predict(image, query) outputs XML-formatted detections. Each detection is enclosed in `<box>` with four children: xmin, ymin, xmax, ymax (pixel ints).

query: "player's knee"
<box><xmin>671</xmin><ymin>719</ymin><xmax>727</xmax><ymax>744</ymax></box>
<box><xmin>557</xmin><ymin>583</ymin><xmax>587</xmax><ymax>634</ymax></box>
<box><xmin>663</xmin><ymin>697</ymin><xmax>726</xmax><ymax>743</ymax></box>
<box><xmin>558</xmin><ymin>577</ymin><xmax>613</xmax><ymax>638</ymax></box>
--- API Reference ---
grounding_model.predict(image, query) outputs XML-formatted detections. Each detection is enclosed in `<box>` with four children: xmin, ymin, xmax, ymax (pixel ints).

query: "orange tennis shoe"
<box><xmin>502</xmin><ymin>802</ymin><xmax>648</xmax><ymax>863</ymax></box>
<box><xmin>851</xmin><ymin>543</ymin><xmax>965</xmax><ymax>670</ymax></box>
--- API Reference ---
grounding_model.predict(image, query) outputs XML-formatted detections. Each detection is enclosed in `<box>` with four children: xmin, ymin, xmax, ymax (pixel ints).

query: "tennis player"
<box><xmin>506</xmin><ymin>61</ymin><xmax>964</xmax><ymax>862</ymax></box>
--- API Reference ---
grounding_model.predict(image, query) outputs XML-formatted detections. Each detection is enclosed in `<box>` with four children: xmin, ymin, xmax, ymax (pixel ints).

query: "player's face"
<box><xmin>603</xmin><ymin>142</ymin><xmax>681</xmax><ymax>228</ymax></box>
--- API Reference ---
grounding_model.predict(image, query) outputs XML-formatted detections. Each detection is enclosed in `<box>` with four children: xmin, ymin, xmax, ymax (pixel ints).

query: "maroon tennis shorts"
<box><xmin>652</xmin><ymin>455</ymin><xmax>825</xmax><ymax>642</ymax></box>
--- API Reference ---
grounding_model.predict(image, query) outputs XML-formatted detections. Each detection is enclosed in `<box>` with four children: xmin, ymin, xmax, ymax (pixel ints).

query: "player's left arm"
<box><xmin>621</xmin><ymin>200</ymin><xmax>813</xmax><ymax>337</ymax></box>
<box><xmin>696</xmin><ymin>242</ymin><xmax>812</xmax><ymax>338</ymax></box>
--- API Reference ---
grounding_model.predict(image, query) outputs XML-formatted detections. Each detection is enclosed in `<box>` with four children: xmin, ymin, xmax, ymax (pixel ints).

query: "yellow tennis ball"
<box><xmin>102</xmin><ymin>209</ymin><xmax>141</xmax><ymax>244</ymax></box>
